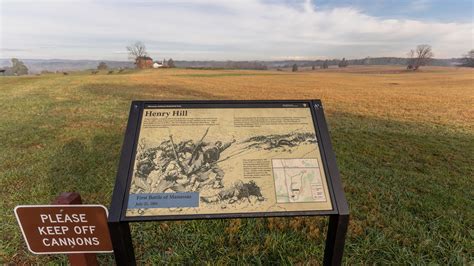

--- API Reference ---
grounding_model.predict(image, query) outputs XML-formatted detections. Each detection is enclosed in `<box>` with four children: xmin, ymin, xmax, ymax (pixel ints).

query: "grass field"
<box><xmin>0</xmin><ymin>66</ymin><xmax>473</xmax><ymax>264</ymax></box>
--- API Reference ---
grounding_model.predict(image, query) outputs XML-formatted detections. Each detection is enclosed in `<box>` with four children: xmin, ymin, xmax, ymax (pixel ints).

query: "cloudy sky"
<box><xmin>1</xmin><ymin>0</ymin><xmax>472</xmax><ymax>60</ymax></box>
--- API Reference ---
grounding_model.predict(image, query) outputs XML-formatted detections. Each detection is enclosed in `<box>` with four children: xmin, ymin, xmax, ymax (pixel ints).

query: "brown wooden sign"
<box><xmin>14</xmin><ymin>205</ymin><xmax>113</xmax><ymax>254</ymax></box>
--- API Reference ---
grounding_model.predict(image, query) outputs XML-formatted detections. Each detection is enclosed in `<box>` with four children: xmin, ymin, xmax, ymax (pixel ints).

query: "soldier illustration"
<box><xmin>200</xmin><ymin>180</ymin><xmax>265</xmax><ymax>204</ymax></box>
<box><xmin>154</xmin><ymin>159</ymin><xmax>190</xmax><ymax>192</ymax></box>
<box><xmin>135</xmin><ymin>149</ymin><xmax>159</xmax><ymax>179</ymax></box>
<box><xmin>155</xmin><ymin>140</ymin><xmax>178</xmax><ymax>173</ymax></box>
<box><xmin>266</xmin><ymin>138</ymin><xmax>297</xmax><ymax>150</ymax></box>
<box><xmin>153</xmin><ymin>135</ymin><xmax>195</xmax><ymax>192</ymax></box>
<box><xmin>135</xmin><ymin>127</ymin><xmax>238</xmax><ymax>193</ymax></box>
<box><xmin>188</xmin><ymin>138</ymin><xmax>236</xmax><ymax>190</ymax></box>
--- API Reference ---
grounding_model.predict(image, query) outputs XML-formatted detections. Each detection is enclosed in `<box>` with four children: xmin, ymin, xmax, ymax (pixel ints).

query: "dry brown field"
<box><xmin>84</xmin><ymin>65</ymin><xmax>474</xmax><ymax>131</ymax></box>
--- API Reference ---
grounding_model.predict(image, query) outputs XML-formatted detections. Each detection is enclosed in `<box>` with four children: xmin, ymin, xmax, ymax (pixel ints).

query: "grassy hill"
<box><xmin>0</xmin><ymin>66</ymin><xmax>472</xmax><ymax>264</ymax></box>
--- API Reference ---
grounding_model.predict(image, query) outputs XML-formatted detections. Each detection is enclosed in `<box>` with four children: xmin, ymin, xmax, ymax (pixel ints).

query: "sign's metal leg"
<box><xmin>323</xmin><ymin>214</ymin><xmax>349</xmax><ymax>266</ymax></box>
<box><xmin>108</xmin><ymin>222</ymin><xmax>136</xmax><ymax>266</ymax></box>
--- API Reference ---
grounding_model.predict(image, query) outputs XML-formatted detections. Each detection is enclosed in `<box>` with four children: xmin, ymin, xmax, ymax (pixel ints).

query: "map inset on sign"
<box><xmin>272</xmin><ymin>159</ymin><xmax>326</xmax><ymax>203</ymax></box>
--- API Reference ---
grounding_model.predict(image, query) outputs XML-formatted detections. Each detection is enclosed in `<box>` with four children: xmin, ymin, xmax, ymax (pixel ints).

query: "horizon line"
<box><xmin>0</xmin><ymin>56</ymin><xmax>464</xmax><ymax>62</ymax></box>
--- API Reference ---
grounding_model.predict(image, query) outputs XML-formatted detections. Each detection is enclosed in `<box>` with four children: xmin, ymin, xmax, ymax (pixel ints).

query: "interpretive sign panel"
<box><xmin>108</xmin><ymin>100</ymin><xmax>349</xmax><ymax>265</ymax></box>
<box><xmin>14</xmin><ymin>205</ymin><xmax>113</xmax><ymax>254</ymax></box>
<box><xmin>124</xmin><ymin>102</ymin><xmax>333</xmax><ymax>218</ymax></box>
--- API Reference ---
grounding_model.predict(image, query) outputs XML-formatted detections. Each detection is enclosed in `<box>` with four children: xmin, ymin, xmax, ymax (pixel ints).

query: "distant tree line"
<box><xmin>291</xmin><ymin>58</ymin><xmax>345</xmax><ymax>72</ymax></box>
<box><xmin>276</xmin><ymin>56</ymin><xmax>462</xmax><ymax>69</ymax></box>
<box><xmin>223</xmin><ymin>61</ymin><xmax>267</xmax><ymax>70</ymax></box>
<box><xmin>162</xmin><ymin>60</ymin><xmax>265</xmax><ymax>70</ymax></box>
<box><xmin>3</xmin><ymin>45</ymin><xmax>471</xmax><ymax>74</ymax></box>
<box><xmin>154</xmin><ymin>55</ymin><xmax>468</xmax><ymax>71</ymax></box>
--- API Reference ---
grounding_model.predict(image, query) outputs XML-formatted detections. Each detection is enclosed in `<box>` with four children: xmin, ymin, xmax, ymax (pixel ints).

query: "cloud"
<box><xmin>0</xmin><ymin>0</ymin><xmax>472</xmax><ymax>60</ymax></box>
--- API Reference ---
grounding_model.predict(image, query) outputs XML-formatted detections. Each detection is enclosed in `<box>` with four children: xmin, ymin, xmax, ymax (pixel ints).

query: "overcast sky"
<box><xmin>1</xmin><ymin>0</ymin><xmax>472</xmax><ymax>60</ymax></box>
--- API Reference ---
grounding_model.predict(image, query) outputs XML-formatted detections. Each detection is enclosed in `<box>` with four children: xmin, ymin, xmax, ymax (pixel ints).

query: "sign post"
<box><xmin>109</xmin><ymin>100</ymin><xmax>349</xmax><ymax>265</ymax></box>
<box><xmin>51</xmin><ymin>192</ymin><xmax>102</xmax><ymax>266</ymax></box>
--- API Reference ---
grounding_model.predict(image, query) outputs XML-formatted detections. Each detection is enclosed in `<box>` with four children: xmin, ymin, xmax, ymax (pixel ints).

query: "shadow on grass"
<box><xmin>49</xmin><ymin>132</ymin><xmax>123</xmax><ymax>203</ymax></box>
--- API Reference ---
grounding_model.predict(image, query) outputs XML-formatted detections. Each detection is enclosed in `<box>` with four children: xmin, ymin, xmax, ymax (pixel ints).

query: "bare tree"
<box><xmin>461</xmin><ymin>49</ymin><xmax>474</xmax><ymax>67</ymax></box>
<box><xmin>292</xmin><ymin>64</ymin><xmax>298</xmax><ymax>72</ymax></box>
<box><xmin>126</xmin><ymin>41</ymin><xmax>148</xmax><ymax>63</ymax></box>
<box><xmin>338</xmin><ymin>58</ymin><xmax>348</xmax><ymax>68</ymax></box>
<box><xmin>97</xmin><ymin>61</ymin><xmax>108</xmax><ymax>70</ymax></box>
<box><xmin>321</xmin><ymin>60</ymin><xmax>329</xmax><ymax>69</ymax></box>
<box><xmin>167</xmin><ymin>58</ymin><xmax>176</xmax><ymax>68</ymax></box>
<box><xmin>407</xmin><ymin>50</ymin><xmax>415</xmax><ymax>70</ymax></box>
<box><xmin>407</xmin><ymin>44</ymin><xmax>434</xmax><ymax>70</ymax></box>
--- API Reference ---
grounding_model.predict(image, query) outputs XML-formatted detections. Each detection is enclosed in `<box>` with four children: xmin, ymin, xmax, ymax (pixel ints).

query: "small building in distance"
<box><xmin>153</xmin><ymin>59</ymin><xmax>168</xmax><ymax>68</ymax></box>
<box><xmin>153</xmin><ymin>59</ymin><xmax>166</xmax><ymax>69</ymax></box>
<box><xmin>135</xmin><ymin>56</ymin><xmax>153</xmax><ymax>69</ymax></box>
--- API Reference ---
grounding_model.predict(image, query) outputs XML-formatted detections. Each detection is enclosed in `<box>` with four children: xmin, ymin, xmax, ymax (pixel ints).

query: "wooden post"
<box><xmin>52</xmin><ymin>192</ymin><xmax>99</xmax><ymax>266</ymax></box>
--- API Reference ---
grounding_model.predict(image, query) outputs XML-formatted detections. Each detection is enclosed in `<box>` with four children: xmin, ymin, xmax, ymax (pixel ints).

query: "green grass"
<box><xmin>0</xmin><ymin>72</ymin><xmax>472</xmax><ymax>264</ymax></box>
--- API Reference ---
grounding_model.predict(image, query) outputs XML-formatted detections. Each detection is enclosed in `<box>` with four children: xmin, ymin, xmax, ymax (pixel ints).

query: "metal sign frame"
<box><xmin>108</xmin><ymin>100</ymin><xmax>349</xmax><ymax>265</ymax></box>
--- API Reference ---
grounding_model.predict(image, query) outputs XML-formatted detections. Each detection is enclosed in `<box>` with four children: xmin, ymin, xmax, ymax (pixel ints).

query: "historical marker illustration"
<box><xmin>125</xmin><ymin>105</ymin><xmax>332</xmax><ymax>217</ymax></box>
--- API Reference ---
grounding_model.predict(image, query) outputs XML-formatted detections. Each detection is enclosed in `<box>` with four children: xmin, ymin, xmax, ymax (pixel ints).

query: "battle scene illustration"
<box><xmin>129</xmin><ymin>127</ymin><xmax>317</xmax><ymax>211</ymax></box>
<box><xmin>242</xmin><ymin>132</ymin><xmax>317</xmax><ymax>152</ymax></box>
<box><xmin>126</xmin><ymin>106</ymin><xmax>333</xmax><ymax>216</ymax></box>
